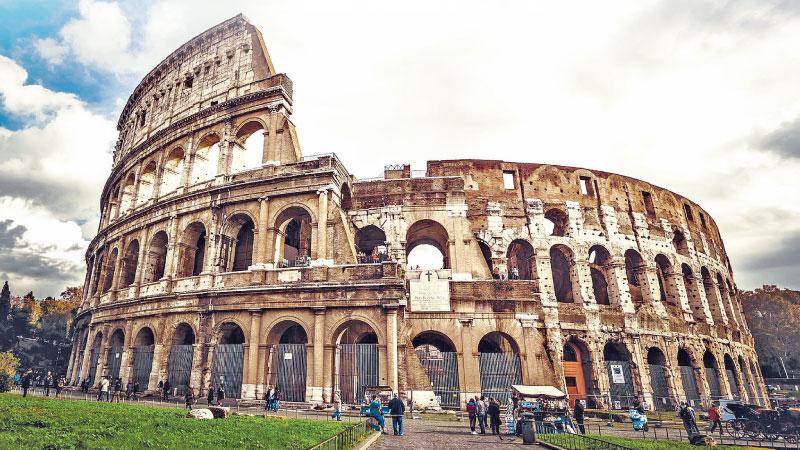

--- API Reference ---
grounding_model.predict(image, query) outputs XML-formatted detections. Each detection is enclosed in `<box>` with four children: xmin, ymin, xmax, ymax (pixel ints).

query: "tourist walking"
<box><xmin>679</xmin><ymin>402</ymin><xmax>699</xmax><ymax>437</ymax></box>
<box><xmin>21</xmin><ymin>369</ymin><xmax>32</xmax><ymax>397</ymax></box>
<box><xmin>207</xmin><ymin>386</ymin><xmax>215</xmax><ymax>406</ymax></box>
<box><xmin>573</xmin><ymin>399</ymin><xmax>586</xmax><ymax>434</ymax></box>
<box><xmin>113</xmin><ymin>378</ymin><xmax>123</xmax><ymax>402</ymax></box>
<box><xmin>55</xmin><ymin>375</ymin><xmax>64</xmax><ymax>398</ymax></box>
<box><xmin>369</xmin><ymin>395</ymin><xmax>387</xmax><ymax>434</ymax></box>
<box><xmin>185</xmin><ymin>386</ymin><xmax>195</xmax><ymax>411</ymax></box>
<box><xmin>388</xmin><ymin>393</ymin><xmax>405</xmax><ymax>436</ymax></box>
<box><xmin>265</xmin><ymin>385</ymin><xmax>275</xmax><ymax>411</ymax></box>
<box><xmin>466</xmin><ymin>397</ymin><xmax>477</xmax><ymax>434</ymax></box>
<box><xmin>272</xmin><ymin>387</ymin><xmax>280</xmax><ymax>412</ymax></box>
<box><xmin>216</xmin><ymin>385</ymin><xmax>225</xmax><ymax>406</ymax></box>
<box><xmin>487</xmin><ymin>397</ymin><xmax>502</xmax><ymax>437</ymax></box>
<box><xmin>163</xmin><ymin>379</ymin><xmax>171</xmax><ymax>401</ymax></box>
<box><xmin>707</xmin><ymin>402</ymin><xmax>723</xmax><ymax>436</ymax></box>
<box><xmin>44</xmin><ymin>371</ymin><xmax>53</xmax><ymax>396</ymax></box>
<box><xmin>476</xmin><ymin>395</ymin><xmax>488</xmax><ymax>434</ymax></box>
<box><xmin>98</xmin><ymin>376</ymin><xmax>110</xmax><ymax>401</ymax></box>
<box><xmin>332</xmin><ymin>391</ymin><xmax>342</xmax><ymax>421</ymax></box>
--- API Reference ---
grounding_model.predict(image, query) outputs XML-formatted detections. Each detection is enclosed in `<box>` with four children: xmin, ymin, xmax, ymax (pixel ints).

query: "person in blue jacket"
<box><xmin>369</xmin><ymin>395</ymin><xmax>387</xmax><ymax>434</ymax></box>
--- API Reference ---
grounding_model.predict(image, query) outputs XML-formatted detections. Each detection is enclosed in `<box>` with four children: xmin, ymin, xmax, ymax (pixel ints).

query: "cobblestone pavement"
<box><xmin>371</xmin><ymin>419</ymin><xmax>540</xmax><ymax>449</ymax></box>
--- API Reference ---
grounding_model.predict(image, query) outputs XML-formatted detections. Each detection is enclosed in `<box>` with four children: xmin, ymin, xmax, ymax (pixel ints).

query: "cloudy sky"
<box><xmin>0</xmin><ymin>0</ymin><xmax>799</xmax><ymax>297</ymax></box>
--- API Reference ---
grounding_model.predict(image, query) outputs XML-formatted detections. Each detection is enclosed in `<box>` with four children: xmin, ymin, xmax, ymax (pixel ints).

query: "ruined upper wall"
<box><xmin>114</xmin><ymin>14</ymin><xmax>278</xmax><ymax>164</ymax></box>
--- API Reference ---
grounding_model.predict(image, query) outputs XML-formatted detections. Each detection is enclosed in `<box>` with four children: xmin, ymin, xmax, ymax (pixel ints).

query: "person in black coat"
<box><xmin>163</xmin><ymin>380</ymin><xmax>171</xmax><ymax>400</ymax></box>
<box><xmin>388</xmin><ymin>393</ymin><xmax>406</xmax><ymax>436</ymax></box>
<box><xmin>573</xmin><ymin>400</ymin><xmax>586</xmax><ymax>434</ymax></box>
<box><xmin>207</xmin><ymin>386</ymin><xmax>215</xmax><ymax>406</ymax></box>
<box><xmin>487</xmin><ymin>397</ymin><xmax>502</xmax><ymax>435</ymax></box>
<box><xmin>21</xmin><ymin>369</ymin><xmax>32</xmax><ymax>397</ymax></box>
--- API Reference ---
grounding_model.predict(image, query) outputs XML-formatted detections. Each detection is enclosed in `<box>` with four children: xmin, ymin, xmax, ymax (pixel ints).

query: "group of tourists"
<box><xmin>365</xmin><ymin>393</ymin><xmax>406</xmax><ymax>436</ymax></box>
<box><xmin>17</xmin><ymin>369</ymin><xmax>66</xmax><ymax>398</ymax></box>
<box><xmin>465</xmin><ymin>396</ymin><xmax>504</xmax><ymax>436</ymax></box>
<box><xmin>263</xmin><ymin>385</ymin><xmax>281</xmax><ymax>412</ymax></box>
<box><xmin>356</xmin><ymin>246</ymin><xmax>392</xmax><ymax>265</ymax></box>
<box><xmin>491</xmin><ymin>265</ymin><xmax>521</xmax><ymax>280</ymax></box>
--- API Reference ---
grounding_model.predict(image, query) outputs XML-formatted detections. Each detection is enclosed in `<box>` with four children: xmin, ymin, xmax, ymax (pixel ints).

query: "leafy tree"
<box><xmin>0</xmin><ymin>281</ymin><xmax>10</xmax><ymax>320</ymax></box>
<box><xmin>0</xmin><ymin>351</ymin><xmax>19</xmax><ymax>392</ymax></box>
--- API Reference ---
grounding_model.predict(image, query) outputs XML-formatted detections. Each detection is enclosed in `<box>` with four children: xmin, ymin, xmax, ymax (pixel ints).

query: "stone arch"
<box><xmin>413</xmin><ymin>330</ymin><xmax>458</xmax><ymax>353</ymax></box>
<box><xmin>603</xmin><ymin>341</ymin><xmax>637</xmax><ymax>408</ymax></box>
<box><xmin>549</xmin><ymin>244</ymin><xmax>575</xmax><ymax>303</ymax></box>
<box><xmin>143</xmin><ymin>230</ymin><xmax>169</xmax><ymax>283</ymax></box>
<box><xmin>563</xmin><ymin>337</ymin><xmax>592</xmax><ymax>407</ymax></box>
<box><xmin>211</xmin><ymin>321</ymin><xmax>245</xmax><ymax>399</ymax></box>
<box><xmin>624</xmin><ymin>249</ymin><xmax>645</xmax><ymax>306</ymax></box>
<box><xmin>647</xmin><ymin>347</ymin><xmax>672</xmax><ymax>410</ymax></box>
<box><xmin>413</xmin><ymin>331</ymin><xmax>460</xmax><ymax>408</ymax></box>
<box><xmin>703</xmin><ymin>350</ymin><xmax>723</xmax><ymax>400</ymax></box>
<box><xmin>588</xmin><ymin>245</ymin><xmax>611</xmax><ymax>305</ymax></box>
<box><xmin>673</xmin><ymin>230</ymin><xmax>689</xmax><ymax>257</ymax></box>
<box><xmin>137</xmin><ymin>160</ymin><xmax>158</xmax><ymax>204</ymax></box>
<box><xmin>355</xmin><ymin>225</ymin><xmax>387</xmax><ymax>262</ymax></box>
<box><xmin>166</xmin><ymin>322</ymin><xmax>196</xmax><ymax>396</ymax></box>
<box><xmin>478</xmin><ymin>239</ymin><xmax>494</xmax><ymax>276</ymax></box>
<box><xmin>331</xmin><ymin>319</ymin><xmax>381</xmax><ymax>404</ymax></box>
<box><xmin>221</xmin><ymin>213</ymin><xmax>255</xmax><ymax>272</ymax></box>
<box><xmin>265</xmin><ymin>319</ymin><xmax>309</xmax><ymax>402</ymax></box>
<box><xmin>677</xmin><ymin>346</ymin><xmax>702</xmax><ymax>405</ymax></box>
<box><xmin>122</xmin><ymin>239</ymin><xmax>140</xmax><ymax>287</ymax></box>
<box><xmin>478</xmin><ymin>331</ymin><xmax>522</xmax><ymax>402</ymax></box>
<box><xmin>177</xmin><ymin>221</ymin><xmax>207</xmax><ymax>277</ymax></box>
<box><xmin>331</xmin><ymin>318</ymin><xmax>382</xmax><ymax>346</ymax></box>
<box><xmin>507</xmin><ymin>239</ymin><xmax>535</xmax><ymax>280</ymax></box>
<box><xmin>131</xmin><ymin>326</ymin><xmax>156</xmax><ymax>388</ymax></box>
<box><xmin>87</xmin><ymin>331</ymin><xmax>104</xmax><ymax>384</ymax></box>
<box><xmin>701</xmin><ymin>267</ymin><xmax>724</xmax><ymax>323</ymax></box>
<box><xmin>160</xmin><ymin>147</ymin><xmax>185</xmax><ymax>194</ymax></box>
<box><xmin>544</xmin><ymin>208</ymin><xmax>569</xmax><ymax>236</ymax></box>
<box><xmin>106</xmin><ymin>328</ymin><xmax>126</xmax><ymax>380</ymax></box>
<box><xmin>265</xmin><ymin>319</ymin><xmax>310</xmax><ymax>344</ymax></box>
<box><xmin>723</xmin><ymin>353</ymin><xmax>741</xmax><ymax>399</ymax></box>
<box><xmin>655</xmin><ymin>254</ymin><xmax>679</xmax><ymax>306</ymax></box>
<box><xmin>231</xmin><ymin>120</ymin><xmax>265</xmax><ymax>173</ymax></box>
<box><xmin>120</xmin><ymin>172</ymin><xmax>137</xmax><ymax>212</ymax></box>
<box><xmin>717</xmin><ymin>272</ymin><xmax>736</xmax><ymax>323</ymax></box>
<box><xmin>190</xmin><ymin>133</ymin><xmax>221</xmax><ymax>184</ymax></box>
<box><xmin>274</xmin><ymin>205</ymin><xmax>314</xmax><ymax>267</ymax></box>
<box><xmin>102</xmin><ymin>247</ymin><xmax>119</xmax><ymax>293</ymax></box>
<box><xmin>171</xmin><ymin>322</ymin><xmax>196</xmax><ymax>345</ymax></box>
<box><xmin>406</xmin><ymin>219</ymin><xmax>450</xmax><ymax>270</ymax></box>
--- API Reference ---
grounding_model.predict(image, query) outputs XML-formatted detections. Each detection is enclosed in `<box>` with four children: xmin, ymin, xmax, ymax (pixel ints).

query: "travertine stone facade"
<box><xmin>68</xmin><ymin>15</ymin><xmax>764</xmax><ymax>410</ymax></box>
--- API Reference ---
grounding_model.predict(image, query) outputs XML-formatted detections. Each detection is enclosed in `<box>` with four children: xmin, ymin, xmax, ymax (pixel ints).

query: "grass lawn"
<box><xmin>0</xmin><ymin>394</ymin><xmax>353</xmax><ymax>449</ymax></box>
<box><xmin>539</xmin><ymin>433</ymin><xmax>752</xmax><ymax>449</ymax></box>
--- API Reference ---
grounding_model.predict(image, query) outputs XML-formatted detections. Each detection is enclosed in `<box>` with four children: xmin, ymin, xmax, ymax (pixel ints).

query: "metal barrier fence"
<box><xmin>307</xmin><ymin>420</ymin><xmax>374</xmax><ymax>450</ymax></box>
<box><xmin>538</xmin><ymin>431</ymin><xmax>633</xmax><ymax>450</ymax></box>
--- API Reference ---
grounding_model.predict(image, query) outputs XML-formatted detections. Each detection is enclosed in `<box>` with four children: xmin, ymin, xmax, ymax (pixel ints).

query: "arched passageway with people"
<box><xmin>647</xmin><ymin>347</ymin><xmax>672</xmax><ymax>410</ymax></box>
<box><xmin>413</xmin><ymin>331</ymin><xmax>460</xmax><ymax>408</ymax></box>
<box><xmin>131</xmin><ymin>327</ymin><xmax>155</xmax><ymax>390</ymax></box>
<box><xmin>266</xmin><ymin>321</ymin><xmax>309</xmax><ymax>402</ymax></box>
<box><xmin>563</xmin><ymin>339</ymin><xmax>592</xmax><ymax>407</ymax></box>
<box><xmin>211</xmin><ymin>322</ymin><xmax>245</xmax><ymax>399</ymax></box>
<box><xmin>604</xmin><ymin>342</ymin><xmax>636</xmax><ymax>408</ymax></box>
<box><xmin>507</xmin><ymin>239</ymin><xmax>535</xmax><ymax>280</ymax></box>
<box><xmin>167</xmin><ymin>323</ymin><xmax>195</xmax><ymax>396</ymax></box>
<box><xmin>677</xmin><ymin>349</ymin><xmax>701</xmax><ymax>407</ymax></box>
<box><xmin>355</xmin><ymin>225</ymin><xmax>387</xmax><ymax>264</ymax></box>
<box><xmin>477</xmin><ymin>332</ymin><xmax>521</xmax><ymax>403</ymax></box>
<box><xmin>333</xmin><ymin>320</ymin><xmax>379</xmax><ymax>404</ymax></box>
<box><xmin>107</xmin><ymin>329</ymin><xmax>125</xmax><ymax>380</ymax></box>
<box><xmin>274</xmin><ymin>206</ymin><xmax>313</xmax><ymax>267</ymax></box>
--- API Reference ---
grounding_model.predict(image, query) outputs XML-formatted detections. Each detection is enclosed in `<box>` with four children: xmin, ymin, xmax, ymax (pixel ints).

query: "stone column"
<box><xmin>385</xmin><ymin>305</ymin><xmax>399</xmax><ymax>393</ymax></box>
<box><xmin>316</xmin><ymin>188</ymin><xmax>329</xmax><ymax>264</ymax></box>
<box><xmin>151</xmin><ymin>151</ymin><xmax>165</xmax><ymax>201</ymax></box>
<box><xmin>630</xmin><ymin>337</ymin><xmax>653</xmax><ymax>407</ymax></box>
<box><xmin>164</xmin><ymin>214</ymin><xmax>180</xmax><ymax>279</ymax></box>
<box><xmin>667</xmin><ymin>271</ymin><xmax>694</xmax><ymax>321</ymax></box>
<box><xmin>458</xmin><ymin>318</ymin><xmax>480</xmax><ymax>398</ymax></box>
<box><xmin>608</xmin><ymin>260</ymin><xmax>635</xmax><ymax>313</ymax></box>
<box><xmin>244</xmin><ymin>310</ymin><xmax>262</xmax><ymax>399</ymax></box>
<box><xmin>573</xmin><ymin>258</ymin><xmax>597</xmax><ymax>307</ymax></box>
<box><xmin>179</xmin><ymin>136</ymin><xmax>193</xmax><ymax>191</ymax></box>
<box><xmin>119</xmin><ymin>320</ymin><xmax>134</xmax><ymax>383</ymax></box>
<box><xmin>254</xmin><ymin>197</ymin><xmax>270</xmax><ymax>265</ymax></box>
<box><xmin>109</xmin><ymin>238</ymin><xmax>126</xmax><ymax>301</ymax></box>
<box><xmin>78</xmin><ymin>325</ymin><xmax>95</xmax><ymax>385</ymax></box>
<box><xmin>639</xmin><ymin>263</ymin><xmax>668</xmax><ymax>318</ymax></box>
<box><xmin>311</xmin><ymin>307</ymin><xmax>326</xmax><ymax>402</ymax></box>
<box><xmin>132</xmin><ymin>227</ymin><xmax>150</xmax><ymax>297</ymax></box>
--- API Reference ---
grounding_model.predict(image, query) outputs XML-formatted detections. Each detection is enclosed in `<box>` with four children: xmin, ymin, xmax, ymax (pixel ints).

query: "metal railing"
<box><xmin>307</xmin><ymin>420</ymin><xmax>374</xmax><ymax>450</ymax></box>
<box><xmin>538</xmin><ymin>432</ymin><xmax>634</xmax><ymax>450</ymax></box>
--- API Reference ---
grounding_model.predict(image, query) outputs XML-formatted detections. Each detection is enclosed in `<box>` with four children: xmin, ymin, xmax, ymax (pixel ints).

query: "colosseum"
<box><xmin>67</xmin><ymin>15</ymin><xmax>765</xmax><ymax>411</ymax></box>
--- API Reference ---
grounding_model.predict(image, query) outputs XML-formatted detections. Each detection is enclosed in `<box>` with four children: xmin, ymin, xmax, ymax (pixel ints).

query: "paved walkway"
<box><xmin>372</xmin><ymin>419</ymin><xmax>541</xmax><ymax>449</ymax></box>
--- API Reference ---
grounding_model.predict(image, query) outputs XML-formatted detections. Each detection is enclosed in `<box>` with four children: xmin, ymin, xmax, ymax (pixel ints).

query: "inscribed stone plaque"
<box><xmin>409</xmin><ymin>270</ymin><xmax>451</xmax><ymax>312</ymax></box>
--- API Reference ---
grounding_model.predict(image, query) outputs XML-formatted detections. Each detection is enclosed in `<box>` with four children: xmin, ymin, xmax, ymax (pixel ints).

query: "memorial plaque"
<box><xmin>409</xmin><ymin>271</ymin><xmax>451</xmax><ymax>312</ymax></box>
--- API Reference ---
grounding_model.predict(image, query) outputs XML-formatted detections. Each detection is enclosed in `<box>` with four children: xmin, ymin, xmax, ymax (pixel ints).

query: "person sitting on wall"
<box><xmin>369</xmin><ymin>395</ymin><xmax>387</xmax><ymax>434</ymax></box>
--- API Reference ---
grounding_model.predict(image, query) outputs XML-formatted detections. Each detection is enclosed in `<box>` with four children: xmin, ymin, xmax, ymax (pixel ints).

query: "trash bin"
<box><xmin>520</xmin><ymin>412</ymin><xmax>536</xmax><ymax>445</ymax></box>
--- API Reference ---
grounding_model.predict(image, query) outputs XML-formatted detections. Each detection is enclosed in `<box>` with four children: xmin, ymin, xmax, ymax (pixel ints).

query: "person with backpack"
<box><xmin>476</xmin><ymin>395</ymin><xmax>488</xmax><ymax>435</ymax></box>
<box><xmin>466</xmin><ymin>397</ymin><xmax>478</xmax><ymax>434</ymax></box>
<box><xmin>331</xmin><ymin>390</ymin><xmax>342</xmax><ymax>421</ymax></box>
<box><xmin>679</xmin><ymin>402</ymin><xmax>700</xmax><ymax>437</ymax></box>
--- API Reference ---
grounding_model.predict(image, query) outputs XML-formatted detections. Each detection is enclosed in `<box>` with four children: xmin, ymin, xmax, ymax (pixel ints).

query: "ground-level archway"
<box><xmin>106</xmin><ymin>329</ymin><xmax>125</xmax><ymax>380</ymax></box>
<box><xmin>647</xmin><ymin>347</ymin><xmax>672</xmax><ymax>411</ymax></box>
<box><xmin>266</xmin><ymin>321</ymin><xmax>308</xmax><ymax>402</ymax></box>
<box><xmin>704</xmin><ymin>350</ymin><xmax>722</xmax><ymax>401</ymax></box>
<box><xmin>677</xmin><ymin>349</ymin><xmax>701</xmax><ymax>407</ymax></box>
<box><xmin>131</xmin><ymin>327</ymin><xmax>155</xmax><ymax>390</ymax></box>
<box><xmin>724</xmin><ymin>354</ymin><xmax>741</xmax><ymax>400</ymax></box>
<box><xmin>211</xmin><ymin>323</ymin><xmax>245</xmax><ymax>399</ymax></box>
<box><xmin>88</xmin><ymin>332</ymin><xmax>103</xmax><ymax>386</ymax></box>
<box><xmin>413</xmin><ymin>331</ymin><xmax>460</xmax><ymax>408</ymax></box>
<box><xmin>167</xmin><ymin>323</ymin><xmax>195</xmax><ymax>396</ymax></box>
<box><xmin>478</xmin><ymin>332</ymin><xmax>521</xmax><ymax>403</ymax></box>
<box><xmin>563</xmin><ymin>339</ymin><xmax>591</xmax><ymax>408</ymax></box>
<box><xmin>604</xmin><ymin>342</ymin><xmax>636</xmax><ymax>408</ymax></box>
<box><xmin>334</xmin><ymin>320</ymin><xmax>379</xmax><ymax>404</ymax></box>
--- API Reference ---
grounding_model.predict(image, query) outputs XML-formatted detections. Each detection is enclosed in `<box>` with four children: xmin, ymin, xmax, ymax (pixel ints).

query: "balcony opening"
<box><xmin>502</xmin><ymin>171</ymin><xmax>515</xmax><ymax>190</ymax></box>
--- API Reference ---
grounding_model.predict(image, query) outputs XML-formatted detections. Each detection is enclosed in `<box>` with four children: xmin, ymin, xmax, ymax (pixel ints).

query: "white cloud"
<box><xmin>0</xmin><ymin>55</ymin><xmax>79</xmax><ymax>121</ymax></box>
<box><xmin>33</xmin><ymin>37</ymin><xmax>68</xmax><ymax>65</ymax></box>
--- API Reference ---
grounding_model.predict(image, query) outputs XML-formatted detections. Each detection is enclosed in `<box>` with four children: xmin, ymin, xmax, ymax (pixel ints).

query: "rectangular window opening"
<box><xmin>579</xmin><ymin>176</ymin><xmax>594</xmax><ymax>197</ymax></box>
<box><xmin>502</xmin><ymin>171</ymin><xmax>515</xmax><ymax>190</ymax></box>
<box><xmin>642</xmin><ymin>191</ymin><xmax>655</xmax><ymax>217</ymax></box>
<box><xmin>699</xmin><ymin>213</ymin><xmax>707</xmax><ymax>229</ymax></box>
<box><xmin>683</xmin><ymin>204</ymin><xmax>694</xmax><ymax>222</ymax></box>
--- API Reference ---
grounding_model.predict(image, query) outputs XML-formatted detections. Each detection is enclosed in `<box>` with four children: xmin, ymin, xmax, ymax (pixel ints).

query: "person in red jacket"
<box><xmin>707</xmin><ymin>402</ymin><xmax>723</xmax><ymax>435</ymax></box>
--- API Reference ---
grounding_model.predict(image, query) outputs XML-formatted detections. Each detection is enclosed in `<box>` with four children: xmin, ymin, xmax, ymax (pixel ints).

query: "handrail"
<box><xmin>307</xmin><ymin>419</ymin><xmax>374</xmax><ymax>450</ymax></box>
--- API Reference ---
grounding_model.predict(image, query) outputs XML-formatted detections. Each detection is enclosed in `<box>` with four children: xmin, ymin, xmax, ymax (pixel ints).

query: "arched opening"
<box><xmin>703</xmin><ymin>350</ymin><xmax>722</xmax><ymax>400</ymax></box>
<box><xmin>749</xmin><ymin>361</ymin><xmax>762</xmax><ymax>406</ymax></box>
<box><xmin>724</xmin><ymin>354</ymin><xmax>741</xmax><ymax>399</ymax></box>
<box><xmin>91</xmin><ymin>251</ymin><xmax>105</xmax><ymax>295</ymax></box>
<box><xmin>655</xmin><ymin>254</ymin><xmax>677</xmax><ymax>305</ymax></box>
<box><xmin>701</xmin><ymin>267</ymin><xmax>724</xmax><ymax>323</ymax></box>
<box><xmin>120</xmin><ymin>173</ymin><xmax>137</xmax><ymax>213</ymax></box>
<box><xmin>588</xmin><ymin>245</ymin><xmax>611</xmax><ymax>305</ymax></box>
<box><xmin>717</xmin><ymin>273</ymin><xmax>736</xmax><ymax>324</ymax></box>
<box><xmin>107</xmin><ymin>329</ymin><xmax>125</xmax><ymax>380</ymax></box>
<box><xmin>137</xmin><ymin>161</ymin><xmax>157</xmax><ymax>204</ymax></box>
<box><xmin>406</xmin><ymin>220</ymin><xmax>450</xmax><ymax>270</ymax></box>
<box><xmin>274</xmin><ymin>206</ymin><xmax>313</xmax><ymax>267</ymax></box>
<box><xmin>647</xmin><ymin>347</ymin><xmax>672</xmax><ymax>410</ymax></box>
<box><xmin>563</xmin><ymin>339</ymin><xmax>592</xmax><ymax>407</ymax></box>
<box><xmin>231</xmin><ymin>121</ymin><xmax>265</xmax><ymax>173</ymax></box>
<box><xmin>739</xmin><ymin>356</ymin><xmax>755</xmax><ymax>403</ymax></box>
<box><xmin>334</xmin><ymin>320</ymin><xmax>379</xmax><ymax>404</ymax></box>
<box><xmin>102</xmin><ymin>248</ymin><xmax>119</xmax><ymax>293</ymax></box>
<box><xmin>108</xmin><ymin>186</ymin><xmax>120</xmax><ymax>220</ymax></box>
<box><xmin>144</xmin><ymin>231</ymin><xmax>168</xmax><ymax>283</ymax></box>
<box><xmin>227</xmin><ymin>214</ymin><xmax>255</xmax><ymax>272</ymax></box>
<box><xmin>355</xmin><ymin>225</ymin><xmax>387</xmax><ymax>264</ymax></box>
<box><xmin>88</xmin><ymin>332</ymin><xmax>103</xmax><ymax>386</ymax></box>
<box><xmin>681</xmin><ymin>264</ymin><xmax>705</xmax><ymax>322</ymax></box>
<box><xmin>190</xmin><ymin>134</ymin><xmax>221</xmax><ymax>185</ymax></box>
<box><xmin>478</xmin><ymin>241</ymin><xmax>494</xmax><ymax>276</ymax></box>
<box><xmin>131</xmin><ymin>327</ymin><xmax>155</xmax><ymax>390</ymax></box>
<box><xmin>160</xmin><ymin>147</ymin><xmax>184</xmax><ymax>194</ymax></box>
<box><xmin>167</xmin><ymin>323</ymin><xmax>195</xmax><ymax>396</ymax></box>
<box><xmin>673</xmin><ymin>230</ymin><xmax>689</xmax><ymax>257</ymax></box>
<box><xmin>340</xmin><ymin>184</ymin><xmax>352</xmax><ymax>210</ymax></box>
<box><xmin>624</xmin><ymin>249</ymin><xmax>645</xmax><ymax>306</ymax></box>
<box><xmin>122</xmin><ymin>240</ymin><xmax>139</xmax><ymax>288</ymax></box>
<box><xmin>507</xmin><ymin>239</ymin><xmax>535</xmax><ymax>280</ymax></box>
<box><xmin>677</xmin><ymin>348</ymin><xmax>701</xmax><ymax>406</ymax></box>
<box><xmin>177</xmin><ymin>222</ymin><xmax>206</xmax><ymax>277</ymax></box>
<box><xmin>549</xmin><ymin>245</ymin><xmax>574</xmax><ymax>303</ymax></box>
<box><xmin>478</xmin><ymin>332</ymin><xmax>521</xmax><ymax>403</ymax></box>
<box><xmin>413</xmin><ymin>331</ymin><xmax>460</xmax><ymax>408</ymax></box>
<box><xmin>544</xmin><ymin>208</ymin><xmax>569</xmax><ymax>236</ymax></box>
<box><xmin>604</xmin><ymin>342</ymin><xmax>636</xmax><ymax>408</ymax></box>
<box><xmin>212</xmin><ymin>323</ymin><xmax>245</xmax><ymax>399</ymax></box>
<box><xmin>266</xmin><ymin>321</ymin><xmax>309</xmax><ymax>402</ymax></box>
